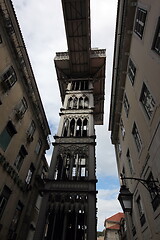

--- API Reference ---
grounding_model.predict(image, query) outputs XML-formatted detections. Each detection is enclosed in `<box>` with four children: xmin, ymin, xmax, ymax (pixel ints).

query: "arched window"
<box><xmin>63</xmin><ymin>119</ymin><xmax>69</xmax><ymax>137</ymax></box>
<box><xmin>70</xmin><ymin>119</ymin><xmax>75</xmax><ymax>136</ymax></box>
<box><xmin>56</xmin><ymin>155</ymin><xmax>63</xmax><ymax>180</ymax></box>
<box><xmin>76</xmin><ymin>119</ymin><xmax>82</xmax><ymax>137</ymax></box>
<box><xmin>83</xmin><ymin>118</ymin><xmax>88</xmax><ymax>137</ymax></box>
<box><xmin>67</xmin><ymin>97</ymin><xmax>73</xmax><ymax>109</ymax></box>
<box><xmin>79</xmin><ymin>97</ymin><xmax>83</xmax><ymax>109</ymax></box>
<box><xmin>63</xmin><ymin>154</ymin><xmax>71</xmax><ymax>180</ymax></box>
<box><xmin>84</xmin><ymin>97</ymin><xmax>89</xmax><ymax>108</ymax></box>
<box><xmin>73</xmin><ymin>97</ymin><xmax>78</xmax><ymax>109</ymax></box>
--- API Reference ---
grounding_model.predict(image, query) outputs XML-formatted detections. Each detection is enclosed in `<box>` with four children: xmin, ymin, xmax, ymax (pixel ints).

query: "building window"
<box><xmin>128</xmin><ymin>58</ymin><xmax>136</xmax><ymax>85</ymax></box>
<box><xmin>132</xmin><ymin>123</ymin><xmax>142</xmax><ymax>152</ymax></box>
<box><xmin>1</xmin><ymin>66</ymin><xmax>17</xmax><ymax>90</ymax></box>
<box><xmin>16</xmin><ymin>97</ymin><xmax>28</xmax><ymax>119</ymax></box>
<box><xmin>25</xmin><ymin>163</ymin><xmax>35</xmax><ymax>184</ymax></box>
<box><xmin>0</xmin><ymin>121</ymin><xmax>17</xmax><ymax>151</ymax></box>
<box><xmin>126</xmin><ymin>149</ymin><xmax>133</xmax><ymax>175</ymax></box>
<box><xmin>8</xmin><ymin>201</ymin><xmax>23</xmax><ymax>239</ymax></box>
<box><xmin>14</xmin><ymin>145</ymin><xmax>28</xmax><ymax>171</ymax></box>
<box><xmin>134</xmin><ymin>7</ymin><xmax>147</xmax><ymax>39</ymax></box>
<box><xmin>137</xmin><ymin>196</ymin><xmax>146</xmax><ymax>226</ymax></box>
<box><xmin>0</xmin><ymin>185</ymin><xmax>11</xmax><ymax>219</ymax></box>
<box><xmin>140</xmin><ymin>83</ymin><xmax>155</xmax><ymax>119</ymax></box>
<box><xmin>123</xmin><ymin>94</ymin><xmax>130</xmax><ymax>117</ymax></box>
<box><xmin>147</xmin><ymin>173</ymin><xmax>160</xmax><ymax>211</ymax></box>
<box><xmin>152</xmin><ymin>17</ymin><xmax>160</xmax><ymax>55</ymax></box>
<box><xmin>35</xmin><ymin>139</ymin><xmax>42</xmax><ymax>154</ymax></box>
<box><xmin>27</xmin><ymin>121</ymin><xmax>36</xmax><ymax>142</ymax></box>
<box><xmin>120</xmin><ymin>119</ymin><xmax>125</xmax><ymax>138</ymax></box>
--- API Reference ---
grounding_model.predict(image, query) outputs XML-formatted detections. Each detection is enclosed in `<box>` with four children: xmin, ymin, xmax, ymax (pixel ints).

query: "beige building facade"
<box><xmin>0</xmin><ymin>0</ymin><xmax>50</xmax><ymax>239</ymax></box>
<box><xmin>109</xmin><ymin>0</ymin><xmax>160</xmax><ymax>239</ymax></box>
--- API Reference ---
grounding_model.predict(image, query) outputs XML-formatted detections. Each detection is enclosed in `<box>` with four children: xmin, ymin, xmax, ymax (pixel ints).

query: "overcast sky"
<box><xmin>12</xmin><ymin>0</ymin><xmax>122</xmax><ymax>231</ymax></box>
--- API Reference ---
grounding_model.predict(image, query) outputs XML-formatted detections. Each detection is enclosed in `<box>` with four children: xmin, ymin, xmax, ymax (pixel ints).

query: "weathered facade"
<box><xmin>109</xmin><ymin>0</ymin><xmax>160</xmax><ymax>239</ymax></box>
<box><xmin>0</xmin><ymin>0</ymin><xmax>50</xmax><ymax>239</ymax></box>
<box><xmin>34</xmin><ymin>0</ymin><xmax>106</xmax><ymax>240</ymax></box>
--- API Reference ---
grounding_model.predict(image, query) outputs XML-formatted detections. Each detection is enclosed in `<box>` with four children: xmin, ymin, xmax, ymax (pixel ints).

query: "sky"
<box><xmin>12</xmin><ymin>0</ymin><xmax>122</xmax><ymax>231</ymax></box>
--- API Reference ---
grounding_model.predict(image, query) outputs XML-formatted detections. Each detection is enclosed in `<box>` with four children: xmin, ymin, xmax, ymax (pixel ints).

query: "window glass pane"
<box><xmin>0</xmin><ymin>121</ymin><xmax>16</xmax><ymax>151</ymax></box>
<box><xmin>140</xmin><ymin>83</ymin><xmax>155</xmax><ymax>119</ymax></box>
<box><xmin>14</xmin><ymin>145</ymin><xmax>28</xmax><ymax>171</ymax></box>
<box><xmin>27</xmin><ymin>121</ymin><xmax>36</xmax><ymax>136</ymax></box>
<box><xmin>134</xmin><ymin>8</ymin><xmax>147</xmax><ymax>38</ymax></box>
<box><xmin>35</xmin><ymin>139</ymin><xmax>42</xmax><ymax>154</ymax></box>
<box><xmin>153</xmin><ymin>17</ymin><xmax>160</xmax><ymax>55</ymax></box>
<box><xmin>128</xmin><ymin>58</ymin><xmax>136</xmax><ymax>85</ymax></box>
<box><xmin>132</xmin><ymin>123</ymin><xmax>142</xmax><ymax>152</ymax></box>
<box><xmin>0</xmin><ymin>185</ymin><xmax>11</xmax><ymax>219</ymax></box>
<box><xmin>123</xmin><ymin>94</ymin><xmax>130</xmax><ymax>117</ymax></box>
<box><xmin>9</xmin><ymin>201</ymin><xmax>23</xmax><ymax>235</ymax></box>
<box><xmin>16</xmin><ymin>97</ymin><xmax>28</xmax><ymax>119</ymax></box>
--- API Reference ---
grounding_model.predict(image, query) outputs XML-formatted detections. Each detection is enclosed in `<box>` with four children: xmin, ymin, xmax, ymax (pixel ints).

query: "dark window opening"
<box><xmin>123</xmin><ymin>94</ymin><xmax>130</xmax><ymax>117</ymax></box>
<box><xmin>76</xmin><ymin>119</ymin><xmax>82</xmax><ymax>137</ymax></box>
<box><xmin>147</xmin><ymin>173</ymin><xmax>160</xmax><ymax>211</ymax></box>
<box><xmin>73</xmin><ymin>97</ymin><xmax>78</xmax><ymax>109</ymax></box>
<box><xmin>70</xmin><ymin>119</ymin><xmax>75</xmax><ymax>137</ymax></box>
<box><xmin>0</xmin><ymin>121</ymin><xmax>17</xmax><ymax>151</ymax></box>
<box><xmin>79</xmin><ymin>97</ymin><xmax>83</xmax><ymax>109</ymax></box>
<box><xmin>132</xmin><ymin>122</ymin><xmax>142</xmax><ymax>152</ymax></box>
<box><xmin>14</xmin><ymin>145</ymin><xmax>28</xmax><ymax>171</ymax></box>
<box><xmin>1</xmin><ymin>66</ymin><xmax>17</xmax><ymax>90</ymax></box>
<box><xmin>137</xmin><ymin>196</ymin><xmax>146</xmax><ymax>227</ymax></box>
<box><xmin>68</xmin><ymin>97</ymin><xmax>73</xmax><ymax>109</ymax></box>
<box><xmin>63</xmin><ymin>119</ymin><xmax>69</xmax><ymax>137</ymax></box>
<box><xmin>128</xmin><ymin>58</ymin><xmax>136</xmax><ymax>85</ymax></box>
<box><xmin>8</xmin><ymin>201</ymin><xmax>23</xmax><ymax>239</ymax></box>
<box><xmin>152</xmin><ymin>17</ymin><xmax>160</xmax><ymax>55</ymax></box>
<box><xmin>0</xmin><ymin>185</ymin><xmax>11</xmax><ymax>219</ymax></box>
<box><xmin>134</xmin><ymin>7</ymin><xmax>147</xmax><ymax>39</ymax></box>
<box><xmin>84</xmin><ymin>97</ymin><xmax>89</xmax><ymax>108</ymax></box>
<box><xmin>71</xmin><ymin>81</ymin><xmax>89</xmax><ymax>91</ymax></box>
<box><xmin>83</xmin><ymin>118</ymin><xmax>88</xmax><ymax>137</ymax></box>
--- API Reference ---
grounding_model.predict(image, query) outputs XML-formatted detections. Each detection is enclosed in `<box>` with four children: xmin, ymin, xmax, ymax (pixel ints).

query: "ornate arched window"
<box><xmin>70</xmin><ymin>119</ymin><xmax>75</xmax><ymax>136</ymax></box>
<box><xmin>63</xmin><ymin>119</ymin><xmax>69</xmax><ymax>137</ymax></box>
<box><xmin>79</xmin><ymin>97</ymin><xmax>83</xmax><ymax>109</ymax></box>
<box><xmin>73</xmin><ymin>97</ymin><xmax>78</xmax><ymax>109</ymax></box>
<box><xmin>83</xmin><ymin>118</ymin><xmax>88</xmax><ymax>137</ymax></box>
<box><xmin>84</xmin><ymin>96</ymin><xmax>89</xmax><ymax>108</ymax></box>
<box><xmin>67</xmin><ymin>97</ymin><xmax>73</xmax><ymax>109</ymax></box>
<box><xmin>76</xmin><ymin>118</ymin><xmax>82</xmax><ymax>137</ymax></box>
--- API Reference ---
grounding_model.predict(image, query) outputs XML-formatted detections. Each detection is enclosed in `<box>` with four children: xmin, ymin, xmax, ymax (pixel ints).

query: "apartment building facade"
<box><xmin>0</xmin><ymin>0</ymin><xmax>50</xmax><ymax>239</ymax></box>
<box><xmin>109</xmin><ymin>0</ymin><xmax>160</xmax><ymax>239</ymax></box>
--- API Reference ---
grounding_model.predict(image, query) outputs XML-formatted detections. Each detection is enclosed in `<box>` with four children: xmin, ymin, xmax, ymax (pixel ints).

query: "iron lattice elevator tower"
<box><xmin>34</xmin><ymin>0</ymin><xmax>106</xmax><ymax>239</ymax></box>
